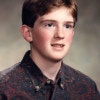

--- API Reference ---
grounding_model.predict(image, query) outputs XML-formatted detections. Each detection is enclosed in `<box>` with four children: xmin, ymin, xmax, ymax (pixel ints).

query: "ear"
<box><xmin>21</xmin><ymin>25</ymin><xmax>32</xmax><ymax>42</ymax></box>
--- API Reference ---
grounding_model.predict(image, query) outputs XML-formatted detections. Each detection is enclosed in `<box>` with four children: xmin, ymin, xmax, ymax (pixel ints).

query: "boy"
<box><xmin>0</xmin><ymin>0</ymin><xmax>100</xmax><ymax>99</ymax></box>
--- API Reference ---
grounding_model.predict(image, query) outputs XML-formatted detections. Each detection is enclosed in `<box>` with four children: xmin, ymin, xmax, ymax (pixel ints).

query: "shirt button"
<box><xmin>35</xmin><ymin>86</ymin><xmax>40</xmax><ymax>91</ymax></box>
<box><xmin>60</xmin><ymin>84</ymin><xmax>64</xmax><ymax>89</ymax></box>
<box><xmin>47</xmin><ymin>79</ymin><xmax>51</xmax><ymax>84</ymax></box>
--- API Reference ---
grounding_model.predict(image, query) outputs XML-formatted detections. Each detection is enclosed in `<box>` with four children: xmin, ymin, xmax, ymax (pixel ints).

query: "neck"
<box><xmin>39</xmin><ymin>61</ymin><xmax>62</xmax><ymax>81</ymax></box>
<box><xmin>30</xmin><ymin>52</ymin><xmax>62</xmax><ymax>81</ymax></box>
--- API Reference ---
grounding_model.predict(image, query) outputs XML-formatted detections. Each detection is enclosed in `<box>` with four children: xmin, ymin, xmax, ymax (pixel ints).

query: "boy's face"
<box><xmin>30</xmin><ymin>6</ymin><xmax>74</xmax><ymax>62</ymax></box>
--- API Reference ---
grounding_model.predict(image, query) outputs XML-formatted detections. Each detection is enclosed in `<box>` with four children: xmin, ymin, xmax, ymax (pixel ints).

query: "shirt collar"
<box><xmin>20</xmin><ymin>50</ymin><xmax>65</xmax><ymax>91</ymax></box>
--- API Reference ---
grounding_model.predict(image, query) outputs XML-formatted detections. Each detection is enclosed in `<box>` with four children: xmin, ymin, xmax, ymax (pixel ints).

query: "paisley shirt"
<box><xmin>0</xmin><ymin>51</ymin><xmax>100</xmax><ymax>100</ymax></box>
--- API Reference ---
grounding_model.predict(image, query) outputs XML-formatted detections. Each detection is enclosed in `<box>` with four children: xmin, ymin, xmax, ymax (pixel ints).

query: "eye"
<box><xmin>65</xmin><ymin>24</ymin><xmax>74</xmax><ymax>29</ymax></box>
<box><xmin>45</xmin><ymin>23</ymin><xmax>54</xmax><ymax>27</ymax></box>
<box><xmin>47</xmin><ymin>23</ymin><xmax>53</xmax><ymax>27</ymax></box>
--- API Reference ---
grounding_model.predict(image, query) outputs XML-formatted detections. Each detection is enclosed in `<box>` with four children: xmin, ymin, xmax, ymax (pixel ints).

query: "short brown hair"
<box><xmin>22</xmin><ymin>0</ymin><xmax>78</xmax><ymax>27</ymax></box>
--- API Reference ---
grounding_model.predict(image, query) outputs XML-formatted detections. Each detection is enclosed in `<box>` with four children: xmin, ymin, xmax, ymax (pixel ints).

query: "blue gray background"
<box><xmin>0</xmin><ymin>0</ymin><xmax>100</xmax><ymax>91</ymax></box>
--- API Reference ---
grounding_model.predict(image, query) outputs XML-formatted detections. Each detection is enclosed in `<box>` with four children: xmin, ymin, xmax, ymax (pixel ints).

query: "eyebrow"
<box><xmin>40</xmin><ymin>19</ymin><xmax>74</xmax><ymax>24</ymax></box>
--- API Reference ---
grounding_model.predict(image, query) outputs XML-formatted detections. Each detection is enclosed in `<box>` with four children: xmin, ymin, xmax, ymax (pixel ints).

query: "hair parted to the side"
<box><xmin>22</xmin><ymin>0</ymin><xmax>78</xmax><ymax>27</ymax></box>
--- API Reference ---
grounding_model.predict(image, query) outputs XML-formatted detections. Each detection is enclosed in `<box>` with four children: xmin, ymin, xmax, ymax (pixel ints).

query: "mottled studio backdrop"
<box><xmin>0</xmin><ymin>0</ymin><xmax>100</xmax><ymax>91</ymax></box>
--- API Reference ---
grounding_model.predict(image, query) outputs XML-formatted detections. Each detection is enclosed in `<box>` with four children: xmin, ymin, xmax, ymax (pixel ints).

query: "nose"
<box><xmin>54</xmin><ymin>26</ymin><xmax>64</xmax><ymax>39</ymax></box>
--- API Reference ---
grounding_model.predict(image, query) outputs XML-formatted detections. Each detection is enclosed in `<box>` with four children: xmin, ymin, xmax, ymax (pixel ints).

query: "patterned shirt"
<box><xmin>0</xmin><ymin>51</ymin><xmax>100</xmax><ymax>100</ymax></box>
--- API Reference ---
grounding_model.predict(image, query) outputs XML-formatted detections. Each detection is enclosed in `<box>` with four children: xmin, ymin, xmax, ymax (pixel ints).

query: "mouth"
<box><xmin>51</xmin><ymin>44</ymin><xmax>65</xmax><ymax>48</ymax></box>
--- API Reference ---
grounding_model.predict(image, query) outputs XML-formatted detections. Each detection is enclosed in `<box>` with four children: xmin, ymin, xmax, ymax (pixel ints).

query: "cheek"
<box><xmin>66</xmin><ymin>31</ymin><xmax>74</xmax><ymax>44</ymax></box>
<box><xmin>33</xmin><ymin>30</ymin><xmax>51</xmax><ymax>45</ymax></box>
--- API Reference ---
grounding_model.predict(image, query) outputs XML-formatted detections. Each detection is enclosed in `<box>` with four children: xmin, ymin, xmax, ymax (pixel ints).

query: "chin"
<box><xmin>50</xmin><ymin>59</ymin><xmax>62</xmax><ymax>63</ymax></box>
<box><xmin>50</xmin><ymin>56</ymin><xmax>64</xmax><ymax>63</ymax></box>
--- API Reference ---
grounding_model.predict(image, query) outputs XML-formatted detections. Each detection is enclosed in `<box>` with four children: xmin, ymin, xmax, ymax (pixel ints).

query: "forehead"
<box><xmin>37</xmin><ymin>6</ymin><xmax>74</xmax><ymax>22</ymax></box>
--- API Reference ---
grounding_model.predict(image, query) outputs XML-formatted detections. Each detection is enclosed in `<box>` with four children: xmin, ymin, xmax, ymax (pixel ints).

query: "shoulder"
<box><xmin>0</xmin><ymin>63</ymin><xmax>20</xmax><ymax>83</ymax></box>
<box><xmin>62</xmin><ymin>63</ymin><xmax>100</xmax><ymax>97</ymax></box>
<box><xmin>63</xmin><ymin>63</ymin><xmax>94</xmax><ymax>82</ymax></box>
